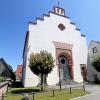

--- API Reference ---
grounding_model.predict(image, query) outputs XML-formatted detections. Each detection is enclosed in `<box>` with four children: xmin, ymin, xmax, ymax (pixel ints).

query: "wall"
<box><xmin>0</xmin><ymin>82</ymin><xmax>8</xmax><ymax>96</ymax></box>
<box><xmin>22</xmin><ymin>12</ymin><xmax>88</xmax><ymax>87</ymax></box>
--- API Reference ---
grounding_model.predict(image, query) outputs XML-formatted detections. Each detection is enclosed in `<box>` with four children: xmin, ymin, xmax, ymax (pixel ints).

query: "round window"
<box><xmin>58</xmin><ymin>23</ymin><xmax>65</xmax><ymax>31</ymax></box>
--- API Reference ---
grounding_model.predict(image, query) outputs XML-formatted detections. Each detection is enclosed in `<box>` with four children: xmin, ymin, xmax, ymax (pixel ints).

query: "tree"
<box><xmin>29</xmin><ymin>50</ymin><xmax>55</xmax><ymax>91</ymax></box>
<box><xmin>92</xmin><ymin>56</ymin><xmax>100</xmax><ymax>72</ymax></box>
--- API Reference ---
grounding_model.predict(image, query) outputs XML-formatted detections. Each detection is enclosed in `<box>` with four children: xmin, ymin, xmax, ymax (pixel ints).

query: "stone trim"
<box><xmin>76</xmin><ymin>28</ymin><xmax>81</xmax><ymax>31</ymax></box>
<box><xmin>53</xmin><ymin>41</ymin><xmax>74</xmax><ymax>80</ymax></box>
<box><xmin>36</xmin><ymin>17</ymin><xmax>44</xmax><ymax>21</ymax></box>
<box><xmin>43</xmin><ymin>14</ymin><xmax>50</xmax><ymax>17</ymax></box>
<box><xmin>56</xmin><ymin>49</ymin><xmax>73</xmax><ymax>80</ymax></box>
<box><xmin>53</xmin><ymin>41</ymin><xmax>73</xmax><ymax>50</ymax></box>
<box><xmin>81</xmin><ymin>34</ymin><xmax>86</xmax><ymax>37</ymax></box>
<box><xmin>29</xmin><ymin>21</ymin><xmax>37</xmax><ymax>25</ymax></box>
<box><xmin>70</xmin><ymin>22</ymin><xmax>76</xmax><ymax>25</ymax></box>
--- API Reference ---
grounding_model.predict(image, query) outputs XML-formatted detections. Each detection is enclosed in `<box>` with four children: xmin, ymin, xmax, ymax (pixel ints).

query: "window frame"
<box><xmin>92</xmin><ymin>47</ymin><xmax>98</xmax><ymax>53</ymax></box>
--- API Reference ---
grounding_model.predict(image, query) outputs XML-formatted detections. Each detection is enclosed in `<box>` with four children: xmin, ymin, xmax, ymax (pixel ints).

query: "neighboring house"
<box><xmin>16</xmin><ymin>64</ymin><xmax>23</xmax><ymax>80</ymax></box>
<box><xmin>87</xmin><ymin>40</ymin><xmax>100</xmax><ymax>82</ymax></box>
<box><xmin>0</xmin><ymin>58</ymin><xmax>15</xmax><ymax>81</ymax></box>
<box><xmin>22</xmin><ymin>6</ymin><xmax>88</xmax><ymax>87</ymax></box>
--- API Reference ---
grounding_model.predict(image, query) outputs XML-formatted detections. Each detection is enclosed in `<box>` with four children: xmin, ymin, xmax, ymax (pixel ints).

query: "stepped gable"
<box><xmin>28</xmin><ymin>6</ymin><xmax>86</xmax><ymax>37</ymax></box>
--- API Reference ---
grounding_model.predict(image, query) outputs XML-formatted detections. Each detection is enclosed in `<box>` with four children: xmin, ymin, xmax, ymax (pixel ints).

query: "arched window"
<box><xmin>61</xmin><ymin>9</ymin><xmax>63</xmax><ymax>14</ymax></box>
<box><xmin>57</xmin><ymin>8</ymin><xmax>59</xmax><ymax>13</ymax></box>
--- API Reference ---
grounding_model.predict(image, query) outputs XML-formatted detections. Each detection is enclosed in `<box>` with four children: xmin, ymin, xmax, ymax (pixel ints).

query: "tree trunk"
<box><xmin>41</xmin><ymin>74</ymin><xmax>43</xmax><ymax>91</ymax></box>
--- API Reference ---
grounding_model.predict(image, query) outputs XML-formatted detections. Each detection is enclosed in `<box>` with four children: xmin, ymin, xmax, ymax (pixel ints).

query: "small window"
<box><xmin>57</xmin><ymin>8</ymin><xmax>59</xmax><ymax>13</ymax></box>
<box><xmin>61</xmin><ymin>9</ymin><xmax>63</xmax><ymax>14</ymax></box>
<box><xmin>58</xmin><ymin>23</ymin><xmax>65</xmax><ymax>31</ymax></box>
<box><xmin>92</xmin><ymin>47</ymin><xmax>97</xmax><ymax>53</ymax></box>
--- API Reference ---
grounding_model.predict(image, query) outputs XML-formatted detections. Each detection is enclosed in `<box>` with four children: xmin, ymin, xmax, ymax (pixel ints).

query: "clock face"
<box><xmin>58</xmin><ymin>23</ymin><xmax>65</xmax><ymax>31</ymax></box>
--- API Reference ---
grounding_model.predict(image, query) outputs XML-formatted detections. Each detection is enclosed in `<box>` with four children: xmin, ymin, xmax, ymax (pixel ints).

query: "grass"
<box><xmin>4</xmin><ymin>87</ymin><xmax>88</xmax><ymax>100</ymax></box>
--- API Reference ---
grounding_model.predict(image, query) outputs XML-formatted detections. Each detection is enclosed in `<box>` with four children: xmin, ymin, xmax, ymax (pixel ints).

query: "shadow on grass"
<box><xmin>11</xmin><ymin>81</ymin><xmax>23</xmax><ymax>88</ymax></box>
<box><xmin>11</xmin><ymin>88</ymin><xmax>41</xmax><ymax>94</ymax></box>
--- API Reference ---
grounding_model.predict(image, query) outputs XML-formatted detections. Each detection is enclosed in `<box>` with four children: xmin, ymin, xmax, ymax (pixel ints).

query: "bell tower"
<box><xmin>53</xmin><ymin>6</ymin><xmax>65</xmax><ymax>16</ymax></box>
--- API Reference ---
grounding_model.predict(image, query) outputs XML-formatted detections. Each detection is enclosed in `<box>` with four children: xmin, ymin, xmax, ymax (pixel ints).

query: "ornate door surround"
<box><xmin>53</xmin><ymin>41</ymin><xmax>74</xmax><ymax>80</ymax></box>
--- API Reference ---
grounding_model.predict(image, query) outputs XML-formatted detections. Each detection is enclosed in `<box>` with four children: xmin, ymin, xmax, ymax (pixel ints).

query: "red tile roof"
<box><xmin>16</xmin><ymin>64</ymin><xmax>23</xmax><ymax>78</ymax></box>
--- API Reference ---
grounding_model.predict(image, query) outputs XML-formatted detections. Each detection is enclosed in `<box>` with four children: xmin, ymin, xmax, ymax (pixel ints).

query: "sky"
<box><xmin>0</xmin><ymin>0</ymin><xmax>100</xmax><ymax>71</ymax></box>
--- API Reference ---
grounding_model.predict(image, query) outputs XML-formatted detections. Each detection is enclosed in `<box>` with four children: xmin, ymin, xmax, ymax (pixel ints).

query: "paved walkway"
<box><xmin>71</xmin><ymin>92</ymin><xmax>100</xmax><ymax>100</ymax></box>
<box><xmin>71</xmin><ymin>84</ymin><xmax>100</xmax><ymax>100</ymax></box>
<box><xmin>85</xmin><ymin>85</ymin><xmax>100</xmax><ymax>93</ymax></box>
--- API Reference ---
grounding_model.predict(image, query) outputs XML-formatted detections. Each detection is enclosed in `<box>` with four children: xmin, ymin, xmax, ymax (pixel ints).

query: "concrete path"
<box><xmin>85</xmin><ymin>85</ymin><xmax>100</xmax><ymax>93</ymax></box>
<box><xmin>71</xmin><ymin>92</ymin><xmax>100</xmax><ymax>100</ymax></box>
<box><xmin>71</xmin><ymin>84</ymin><xmax>100</xmax><ymax>100</ymax></box>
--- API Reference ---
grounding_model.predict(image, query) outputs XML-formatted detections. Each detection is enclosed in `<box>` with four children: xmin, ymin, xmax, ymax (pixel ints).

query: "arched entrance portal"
<box><xmin>59</xmin><ymin>56</ymin><xmax>70</xmax><ymax>81</ymax></box>
<box><xmin>57</xmin><ymin>52</ymin><xmax>73</xmax><ymax>81</ymax></box>
<box><xmin>53</xmin><ymin>41</ymin><xmax>73</xmax><ymax>81</ymax></box>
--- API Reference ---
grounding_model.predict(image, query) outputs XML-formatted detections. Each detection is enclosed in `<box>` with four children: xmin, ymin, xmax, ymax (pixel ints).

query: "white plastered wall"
<box><xmin>23</xmin><ymin>12</ymin><xmax>88</xmax><ymax>87</ymax></box>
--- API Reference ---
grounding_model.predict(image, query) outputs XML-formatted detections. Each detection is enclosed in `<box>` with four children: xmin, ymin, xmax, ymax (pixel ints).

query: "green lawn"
<box><xmin>4</xmin><ymin>87</ymin><xmax>88</xmax><ymax>100</ymax></box>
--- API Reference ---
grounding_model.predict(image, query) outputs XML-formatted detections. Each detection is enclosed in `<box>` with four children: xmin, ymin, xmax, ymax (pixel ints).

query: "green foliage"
<box><xmin>0</xmin><ymin>76</ymin><xmax>5</xmax><ymax>82</ymax></box>
<box><xmin>29</xmin><ymin>50</ymin><xmax>55</xmax><ymax>75</ymax></box>
<box><xmin>29</xmin><ymin>50</ymin><xmax>55</xmax><ymax>90</ymax></box>
<box><xmin>92</xmin><ymin>56</ymin><xmax>100</xmax><ymax>72</ymax></box>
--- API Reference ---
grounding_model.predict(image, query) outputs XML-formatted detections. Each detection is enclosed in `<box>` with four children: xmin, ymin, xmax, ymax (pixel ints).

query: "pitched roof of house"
<box><xmin>89</xmin><ymin>40</ymin><xmax>100</xmax><ymax>48</ymax></box>
<box><xmin>0</xmin><ymin>58</ymin><xmax>15</xmax><ymax>81</ymax></box>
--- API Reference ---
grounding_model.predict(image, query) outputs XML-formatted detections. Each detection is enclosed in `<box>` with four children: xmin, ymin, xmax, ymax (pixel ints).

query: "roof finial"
<box><xmin>58</xmin><ymin>1</ymin><xmax>60</xmax><ymax>7</ymax></box>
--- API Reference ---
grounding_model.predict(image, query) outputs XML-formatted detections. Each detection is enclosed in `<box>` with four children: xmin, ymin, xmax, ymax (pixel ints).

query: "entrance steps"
<box><xmin>56</xmin><ymin>80</ymin><xmax>80</xmax><ymax>86</ymax></box>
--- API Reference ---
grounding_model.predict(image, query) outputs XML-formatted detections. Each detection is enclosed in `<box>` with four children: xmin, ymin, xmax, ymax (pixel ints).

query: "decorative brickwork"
<box><xmin>53</xmin><ymin>41</ymin><xmax>73</xmax><ymax>80</ymax></box>
<box><xmin>53</xmin><ymin>41</ymin><xmax>73</xmax><ymax>50</ymax></box>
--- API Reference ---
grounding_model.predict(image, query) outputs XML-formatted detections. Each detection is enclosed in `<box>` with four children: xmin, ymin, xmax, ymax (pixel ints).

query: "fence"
<box><xmin>0</xmin><ymin>84</ymin><xmax>86</xmax><ymax>100</ymax></box>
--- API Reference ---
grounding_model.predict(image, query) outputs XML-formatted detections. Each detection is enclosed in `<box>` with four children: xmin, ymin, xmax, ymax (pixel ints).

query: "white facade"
<box><xmin>88</xmin><ymin>40</ymin><xmax>100</xmax><ymax>82</ymax></box>
<box><xmin>22</xmin><ymin>6</ymin><xmax>88</xmax><ymax>87</ymax></box>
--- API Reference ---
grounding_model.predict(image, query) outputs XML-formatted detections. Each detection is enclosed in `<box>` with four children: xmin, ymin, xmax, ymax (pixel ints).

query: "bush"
<box><xmin>21</xmin><ymin>96</ymin><xmax>29</xmax><ymax>100</ymax></box>
<box><xmin>92</xmin><ymin>56</ymin><xmax>100</xmax><ymax>72</ymax></box>
<box><xmin>0</xmin><ymin>76</ymin><xmax>5</xmax><ymax>82</ymax></box>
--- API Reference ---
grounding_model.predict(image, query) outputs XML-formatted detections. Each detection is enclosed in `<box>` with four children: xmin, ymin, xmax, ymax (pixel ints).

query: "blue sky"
<box><xmin>0</xmin><ymin>0</ymin><xmax>100</xmax><ymax>71</ymax></box>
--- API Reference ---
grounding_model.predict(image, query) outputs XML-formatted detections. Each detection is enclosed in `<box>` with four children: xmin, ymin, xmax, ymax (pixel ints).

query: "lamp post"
<box><xmin>57</xmin><ymin>59</ymin><xmax>61</xmax><ymax>91</ymax></box>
